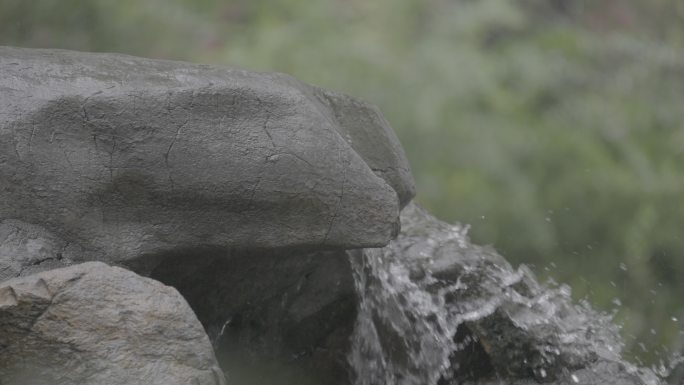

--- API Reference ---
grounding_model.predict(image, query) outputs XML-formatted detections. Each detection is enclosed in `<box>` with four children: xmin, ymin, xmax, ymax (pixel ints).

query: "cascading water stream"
<box><xmin>348</xmin><ymin>226</ymin><xmax>475</xmax><ymax>385</ymax></box>
<box><xmin>348</xmin><ymin>203</ymin><xmax>663</xmax><ymax>385</ymax></box>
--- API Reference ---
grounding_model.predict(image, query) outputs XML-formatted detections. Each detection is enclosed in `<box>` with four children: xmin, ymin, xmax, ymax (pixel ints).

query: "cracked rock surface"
<box><xmin>0</xmin><ymin>46</ymin><xmax>414</xmax><ymax>267</ymax></box>
<box><xmin>0</xmin><ymin>220</ymin><xmax>72</xmax><ymax>281</ymax></box>
<box><xmin>0</xmin><ymin>262</ymin><xmax>225</xmax><ymax>385</ymax></box>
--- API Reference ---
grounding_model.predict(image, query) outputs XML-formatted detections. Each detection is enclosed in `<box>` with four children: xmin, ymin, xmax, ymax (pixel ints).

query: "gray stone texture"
<box><xmin>0</xmin><ymin>46</ymin><xmax>415</xmax><ymax>267</ymax></box>
<box><xmin>0</xmin><ymin>262</ymin><xmax>225</xmax><ymax>385</ymax></box>
<box><xmin>0</xmin><ymin>220</ymin><xmax>72</xmax><ymax>281</ymax></box>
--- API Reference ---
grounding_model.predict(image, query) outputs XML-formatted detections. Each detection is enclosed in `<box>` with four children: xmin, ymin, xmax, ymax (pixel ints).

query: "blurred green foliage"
<box><xmin>2</xmin><ymin>0</ymin><xmax>684</xmax><ymax>365</ymax></box>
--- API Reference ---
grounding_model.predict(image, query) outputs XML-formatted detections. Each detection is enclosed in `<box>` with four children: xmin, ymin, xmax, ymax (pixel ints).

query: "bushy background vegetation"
<box><xmin>2</xmin><ymin>0</ymin><xmax>684</xmax><ymax>365</ymax></box>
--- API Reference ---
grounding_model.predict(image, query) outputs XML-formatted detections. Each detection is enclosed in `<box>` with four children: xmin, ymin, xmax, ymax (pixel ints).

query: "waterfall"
<box><xmin>348</xmin><ymin>203</ymin><xmax>662</xmax><ymax>385</ymax></box>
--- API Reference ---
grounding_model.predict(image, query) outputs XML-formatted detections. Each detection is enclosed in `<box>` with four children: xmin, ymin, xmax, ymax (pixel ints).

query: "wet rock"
<box><xmin>469</xmin><ymin>360</ymin><xmax>660</xmax><ymax>385</ymax></box>
<box><xmin>350</xmin><ymin>202</ymin><xmax>661</xmax><ymax>385</ymax></box>
<box><xmin>149</xmin><ymin>248</ymin><xmax>357</xmax><ymax>385</ymax></box>
<box><xmin>0</xmin><ymin>262</ymin><xmax>225</xmax><ymax>385</ymax></box>
<box><xmin>0</xmin><ymin>46</ymin><xmax>414</xmax><ymax>268</ymax></box>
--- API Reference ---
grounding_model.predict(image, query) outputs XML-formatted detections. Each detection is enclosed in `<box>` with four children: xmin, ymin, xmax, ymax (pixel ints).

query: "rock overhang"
<box><xmin>0</xmin><ymin>46</ymin><xmax>415</xmax><ymax>265</ymax></box>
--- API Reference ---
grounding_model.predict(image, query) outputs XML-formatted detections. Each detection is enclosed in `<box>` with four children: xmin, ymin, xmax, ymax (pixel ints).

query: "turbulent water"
<box><xmin>348</xmin><ymin>203</ymin><xmax>663</xmax><ymax>385</ymax></box>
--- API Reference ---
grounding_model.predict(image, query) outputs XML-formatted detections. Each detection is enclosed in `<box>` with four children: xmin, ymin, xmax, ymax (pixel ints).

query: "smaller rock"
<box><xmin>0</xmin><ymin>262</ymin><xmax>225</xmax><ymax>385</ymax></box>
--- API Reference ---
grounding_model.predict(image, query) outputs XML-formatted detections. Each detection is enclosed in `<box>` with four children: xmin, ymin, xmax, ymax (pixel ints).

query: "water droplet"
<box><xmin>672</xmin><ymin>317</ymin><xmax>679</xmax><ymax>322</ymax></box>
<box><xmin>571</xmin><ymin>374</ymin><xmax>579</xmax><ymax>383</ymax></box>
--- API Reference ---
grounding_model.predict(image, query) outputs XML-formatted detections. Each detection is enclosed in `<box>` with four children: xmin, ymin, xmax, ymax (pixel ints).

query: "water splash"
<box><xmin>349</xmin><ymin>203</ymin><xmax>661</xmax><ymax>385</ymax></box>
<box><xmin>349</xmin><ymin>245</ymin><xmax>460</xmax><ymax>385</ymax></box>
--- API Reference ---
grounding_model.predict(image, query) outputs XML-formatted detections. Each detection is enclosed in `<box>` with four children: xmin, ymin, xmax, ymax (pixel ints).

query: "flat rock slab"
<box><xmin>0</xmin><ymin>46</ymin><xmax>414</xmax><ymax>265</ymax></box>
<box><xmin>0</xmin><ymin>262</ymin><xmax>225</xmax><ymax>385</ymax></box>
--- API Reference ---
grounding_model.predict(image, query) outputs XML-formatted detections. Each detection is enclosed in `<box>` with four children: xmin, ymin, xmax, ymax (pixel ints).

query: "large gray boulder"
<box><xmin>0</xmin><ymin>262</ymin><xmax>225</xmax><ymax>385</ymax></box>
<box><xmin>0</xmin><ymin>46</ymin><xmax>414</xmax><ymax>267</ymax></box>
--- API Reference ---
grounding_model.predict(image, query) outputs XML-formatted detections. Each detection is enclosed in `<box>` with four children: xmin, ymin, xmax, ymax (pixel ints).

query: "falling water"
<box><xmin>348</xmin><ymin>203</ymin><xmax>663</xmax><ymax>385</ymax></box>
